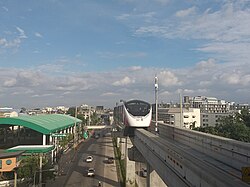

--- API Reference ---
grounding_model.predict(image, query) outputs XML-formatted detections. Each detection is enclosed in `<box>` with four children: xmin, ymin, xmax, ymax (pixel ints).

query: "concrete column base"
<box><xmin>147</xmin><ymin>162</ymin><xmax>168</xmax><ymax>187</ymax></box>
<box><xmin>126</xmin><ymin>137</ymin><xmax>135</xmax><ymax>187</ymax></box>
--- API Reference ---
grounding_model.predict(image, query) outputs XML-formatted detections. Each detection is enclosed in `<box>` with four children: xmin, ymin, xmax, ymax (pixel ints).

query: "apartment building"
<box><xmin>155</xmin><ymin>106</ymin><xmax>200</xmax><ymax>128</ymax></box>
<box><xmin>184</xmin><ymin>96</ymin><xmax>232</xmax><ymax>127</ymax></box>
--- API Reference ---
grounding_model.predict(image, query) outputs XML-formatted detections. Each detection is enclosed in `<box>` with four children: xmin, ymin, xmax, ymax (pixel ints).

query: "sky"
<box><xmin>1</xmin><ymin>0</ymin><xmax>250</xmax><ymax>109</ymax></box>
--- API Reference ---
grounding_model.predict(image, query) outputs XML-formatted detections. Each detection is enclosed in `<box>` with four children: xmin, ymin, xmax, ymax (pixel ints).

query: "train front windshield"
<box><xmin>124</xmin><ymin>100</ymin><xmax>151</xmax><ymax>116</ymax></box>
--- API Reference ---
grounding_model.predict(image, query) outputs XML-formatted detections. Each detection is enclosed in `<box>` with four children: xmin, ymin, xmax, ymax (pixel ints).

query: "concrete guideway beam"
<box><xmin>134</xmin><ymin>131</ymin><xmax>190</xmax><ymax>187</ymax></box>
<box><xmin>134</xmin><ymin>129</ymin><xmax>249</xmax><ymax>187</ymax></box>
<box><xmin>158</xmin><ymin>123</ymin><xmax>250</xmax><ymax>173</ymax></box>
<box><xmin>147</xmin><ymin>162</ymin><xmax>167</xmax><ymax>187</ymax></box>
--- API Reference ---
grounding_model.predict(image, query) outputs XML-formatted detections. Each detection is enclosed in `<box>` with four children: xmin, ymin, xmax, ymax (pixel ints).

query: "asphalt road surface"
<box><xmin>51</xmin><ymin>133</ymin><xmax>119</xmax><ymax>187</ymax></box>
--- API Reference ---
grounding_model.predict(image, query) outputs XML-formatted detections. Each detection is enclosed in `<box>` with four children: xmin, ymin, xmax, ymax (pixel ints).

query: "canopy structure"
<box><xmin>0</xmin><ymin>114</ymin><xmax>82</xmax><ymax>135</ymax></box>
<box><xmin>5</xmin><ymin>145</ymin><xmax>55</xmax><ymax>154</ymax></box>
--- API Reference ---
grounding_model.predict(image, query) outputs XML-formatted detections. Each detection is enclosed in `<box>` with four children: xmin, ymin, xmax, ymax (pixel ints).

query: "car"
<box><xmin>107</xmin><ymin>156</ymin><xmax>114</xmax><ymax>164</ymax></box>
<box><xmin>85</xmin><ymin>156</ymin><xmax>93</xmax><ymax>163</ymax></box>
<box><xmin>104</xmin><ymin>132</ymin><xmax>111</xmax><ymax>137</ymax></box>
<box><xmin>87</xmin><ymin>168</ymin><xmax>95</xmax><ymax>177</ymax></box>
<box><xmin>141</xmin><ymin>168</ymin><xmax>147</xmax><ymax>177</ymax></box>
<box><xmin>95</xmin><ymin>134</ymin><xmax>100</xmax><ymax>139</ymax></box>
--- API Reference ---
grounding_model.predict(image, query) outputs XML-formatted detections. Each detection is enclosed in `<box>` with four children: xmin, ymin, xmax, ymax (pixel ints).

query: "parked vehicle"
<box><xmin>85</xmin><ymin>155</ymin><xmax>93</xmax><ymax>163</ymax></box>
<box><xmin>87</xmin><ymin>168</ymin><xmax>95</xmax><ymax>177</ymax></box>
<box><xmin>107</xmin><ymin>156</ymin><xmax>114</xmax><ymax>164</ymax></box>
<box><xmin>141</xmin><ymin>168</ymin><xmax>147</xmax><ymax>177</ymax></box>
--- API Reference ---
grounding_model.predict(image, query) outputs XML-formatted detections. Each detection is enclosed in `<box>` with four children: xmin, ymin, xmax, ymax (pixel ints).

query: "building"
<box><xmin>0</xmin><ymin>108</ymin><xmax>18</xmax><ymax>118</ymax></box>
<box><xmin>0</xmin><ymin>151</ymin><xmax>24</xmax><ymax>172</ymax></box>
<box><xmin>154</xmin><ymin>106</ymin><xmax>200</xmax><ymax>129</ymax></box>
<box><xmin>167</xmin><ymin>108</ymin><xmax>200</xmax><ymax>128</ymax></box>
<box><xmin>184</xmin><ymin>96</ymin><xmax>232</xmax><ymax>127</ymax></box>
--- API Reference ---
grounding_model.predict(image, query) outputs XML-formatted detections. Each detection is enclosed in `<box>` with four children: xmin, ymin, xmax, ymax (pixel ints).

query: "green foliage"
<box><xmin>67</xmin><ymin>107</ymin><xmax>76</xmax><ymax>117</ymax></box>
<box><xmin>194</xmin><ymin>110</ymin><xmax>250</xmax><ymax>142</ymax></box>
<box><xmin>17</xmin><ymin>156</ymin><xmax>39</xmax><ymax>179</ymax></box>
<box><xmin>77</xmin><ymin>114</ymin><xmax>87</xmax><ymax>124</ymax></box>
<box><xmin>236</xmin><ymin>108</ymin><xmax>250</xmax><ymax>128</ymax></box>
<box><xmin>59</xmin><ymin>133</ymin><xmax>73</xmax><ymax>148</ymax></box>
<box><xmin>113</xmin><ymin>138</ymin><xmax>125</xmax><ymax>187</ymax></box>
<box><xmin>90</xmin><ymin>112</ymin><xmax>101</xmax><ymax>125</ymax></box>
<box><xmin>17</xmin><ymin>156</ymin><xmax>55</xmax><ymax>184</ymax></box>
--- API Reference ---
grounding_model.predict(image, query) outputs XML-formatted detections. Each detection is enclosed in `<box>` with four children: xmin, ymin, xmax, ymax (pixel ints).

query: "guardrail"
<box><xmin>157</xmin><ymin>122</ymin><xmax>250</xmax><ymax>171</ymax></box>
<box><xmin>134</xmin><ymin>129</ymin><xmax>249</xmax><ymax>187</ymax></box>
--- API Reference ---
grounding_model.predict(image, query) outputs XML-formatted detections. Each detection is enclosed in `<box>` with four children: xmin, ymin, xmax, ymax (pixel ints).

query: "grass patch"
<box><xmin>113</xmin><ymin>137</ymin><xmax>126</xmax><ymax>187</ymax></box>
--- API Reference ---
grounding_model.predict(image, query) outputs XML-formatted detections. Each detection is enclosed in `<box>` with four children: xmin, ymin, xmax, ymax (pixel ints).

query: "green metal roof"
<box><xmin>0</xmin><ymin>114</ymin><xmax>81</xmax><ymax>135</ymax></box>
<box><xmin>5</xmin><ymin>145</ymin><xmax>55</xmax><ymax>154</ymax></box>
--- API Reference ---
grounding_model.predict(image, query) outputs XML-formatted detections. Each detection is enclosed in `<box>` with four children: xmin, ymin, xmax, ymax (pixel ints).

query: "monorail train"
<box><xmin>114</xmin><ymin>99</ymin><xmax>152</xmax><ymax>135</ymax></box>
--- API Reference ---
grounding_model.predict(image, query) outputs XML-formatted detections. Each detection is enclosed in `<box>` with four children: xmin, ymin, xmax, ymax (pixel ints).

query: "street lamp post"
<box><xmin>155</xmin><ymin>75</ymin><xmax>158</xmax><ymax>133</ymax></box>
<box><xmin>33</xmin><ymin>168</ymin><xmax>56</xmax><ymax>187</ymax></box>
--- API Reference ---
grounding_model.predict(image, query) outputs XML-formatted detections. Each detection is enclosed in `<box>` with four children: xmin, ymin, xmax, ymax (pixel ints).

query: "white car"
<box><xmin>85</xmin><ymin>156</ymin><xmax>93</xmax><ymax>163</ymax></box>
<box><xmin>141</xmin><ymin>168</ymin><xmax>147</xmax><ymax>177</ymax></box>
<box><xmin>87</xmin><ymin>168</ymin><xmax>95</xmax><ymax>177</ymax></box>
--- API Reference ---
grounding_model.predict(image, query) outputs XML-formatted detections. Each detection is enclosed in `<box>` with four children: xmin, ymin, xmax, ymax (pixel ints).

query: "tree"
<box><xmin>236</xmin><ymin>108</ymin><xmax>250</xmax><ymax>128</ymax></box>
<box><xmin>194</xmin><ymin>114</ymin><xmax>250</xmax><ymax>142</ymax></box>
<box><xmin>90</xmin><ymin>112</ymin><xmax>100</xmax><ymax>125</ymax></box>
<box><xmin>17</xmin><ymin>156</ymin><xmax>55</xmax><ymax>184</ymax></box>
<box><xmin>67</xmin><ymin>107</ymin><xmax>77</xmax><ymax>117</ymax></box>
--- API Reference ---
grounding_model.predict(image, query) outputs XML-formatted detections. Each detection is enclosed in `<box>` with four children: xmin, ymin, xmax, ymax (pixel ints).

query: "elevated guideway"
<box><xmin>133</xmin><ymin>123</ymin><xmax>250</xmax><ymax>187</ymax></box>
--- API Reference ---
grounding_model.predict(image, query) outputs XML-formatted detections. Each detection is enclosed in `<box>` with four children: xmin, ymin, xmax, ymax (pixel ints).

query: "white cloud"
<box><xmin>175</xmin><ymin>7</ymin><xmax>196</xmax><ymax>17</ymax></box>
<box><xmin>101</xmin><ymin>92</ymin><xmax>119</xmax><ymax>96</ymax></box>
<box><xmin>2</xmin><ymin>6</ymin><xmax>8</xmax><ymax>11</ymax></box>
<box><xmin>116</xmin><ymin>14</ymin><xmax>130</xmax><ymax>20</ymax></box>
<box><xmin>98</xmin><ymin>51</ymin><xmax>147</xmax><ymax>59</ymax></box>
<box><xmin>133</xmin><ymin>1</ymin><xmax>250</xmax><ymax>65</ymax></box>
<box><xmin>155</xmin><ymin>0</ymin><xmax>169</xmax><ymax>5</ymax></box>
<box><xmin>16</xmin><ymin>27</ymin><xmax>27</xmax><ymax>39</ymax></box>
<box><xmin>195</xmin><ymin>58</ymin><xmax>216</xmax><ymax>70</ymax></box>
<box><xmin>3</xmin><ymin>78</ymin><xmax>17</xmax><ymax>87</ymax></box>
<box><xmin>158</xmin><ymin>70</ymin><xmax>181</xmax><ymax>87</ymax></box>
<box><xmin>129</xmin><ymin>66</ymin><xmax>142</xmax><ymax>71</ymax></box>
<box><xmin>35</xmin><ymin>32</ymin><xmax>43</xmax><ymax>38</ymax></box>
<box><xmin>0</xmin><ymin>27</ymin><xmax>27</xmax><ymax>50</ymax></box>
<box><xmin>113</xmin><ymin>76</ymin><xmax>135</xmax><ymax>86</ymax></box>
<box><xmin>1</xmin><ymin>57</ymin><xmax>250</xmax><ymax>108</ymax></box>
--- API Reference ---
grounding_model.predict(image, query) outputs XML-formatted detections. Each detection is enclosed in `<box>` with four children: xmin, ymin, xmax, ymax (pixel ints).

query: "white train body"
<box><xmin>114</xmin><ymin>99</ymin><xmax>152</xmax><ymax>128</ymax></box>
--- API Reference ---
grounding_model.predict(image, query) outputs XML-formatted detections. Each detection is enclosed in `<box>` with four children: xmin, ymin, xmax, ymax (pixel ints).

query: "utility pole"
<box><xmin>74</xmin><ymin>106</ymin><xmax>77</xmax><ymax>148</ymax></box>
<box><xmin>88</xmin><ymin>106</ymin><xmax>91</xmax><ymax>126</ymax></box>
<box><xmin>155</xmin><ymin>75</ymin><xmax>158</xmax><ymax>132</ymax></box>
<box><xmin>180</xmin><ymin>91</ymin><xmax>183</xmax><ymax>128</ymax></box>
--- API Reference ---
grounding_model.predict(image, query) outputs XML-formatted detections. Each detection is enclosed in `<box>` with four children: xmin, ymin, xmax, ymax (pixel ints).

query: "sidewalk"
<box><xmin>46</xmin><ymin>140</ymin><xmax>84</xmax><ymax>187</ymax></box>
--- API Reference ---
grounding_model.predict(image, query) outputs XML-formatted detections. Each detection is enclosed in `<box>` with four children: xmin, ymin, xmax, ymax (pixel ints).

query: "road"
<box><xmin>135</xmin><ymin>162</ymin><xmax>146</xmax><ymax>187</ymax></box>
<box><xmin>47</xmin><ymin>133</ymin><xmax>119</xmax><ymax>187</ymax></box>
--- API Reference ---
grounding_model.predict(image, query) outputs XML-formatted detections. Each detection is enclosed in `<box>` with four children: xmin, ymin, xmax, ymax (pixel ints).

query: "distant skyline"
<box><xmin>1</xmin><ymin>0</ymin><xmax>250</xmax><ymax>108</ymax></box>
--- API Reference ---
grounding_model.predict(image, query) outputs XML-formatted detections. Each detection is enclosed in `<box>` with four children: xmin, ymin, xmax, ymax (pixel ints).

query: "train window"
<box><xmin>124</xmin><ymin>100</ymin><xmax>150</xmax><ymax>116</ymax></box>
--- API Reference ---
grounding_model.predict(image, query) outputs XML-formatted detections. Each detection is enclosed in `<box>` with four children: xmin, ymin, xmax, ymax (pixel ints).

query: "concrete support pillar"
<box><xmin>49</xmin><ymin>135</ymin><xmax>54</xmax><ymax>163</ymax></box>
<box><xmin>120</xmin><ymin>138</ymin><xmax>126</xmax><ymax>160</ymax></box>
<box><xmin>54</xmin><ymin>137</ymin><xmax>58</xmax><ymax>163</ymax></box>
<box><xmin>43</xmin><ymin>134</ymin><xmax>46</xmax><ymax>145</ymax></box>
<box><xmin>117</xmin><ymin>137</ymin><xmax>120</xmax><ymax>148</ymax></box>
<box><xmin>49</xmin><ymin>135</ymin><xmax>53</xmax><ymax>145</ymax></box>
<box><xmin>147</xmin><ymin>162</ymin><xmax>167</xmax><ymax>187</ymax></box>
<box><xmin>17</xmin><ymin>126</ymin><xmax>20</xmax><ymax>142</ymax></box>
<box><xmin>126</xmin><ymin>137</ymin><xmax>135</xmax><ymax>187</ymax></box>
<box><xmin>39</xmin><ymin>134</ymin><xmax>47</xmax><ymax>187</ymax></box>
<box><xmin>3</xmin><ymin>128</ymin><xmax>7</xmax><ymax>143</ymax></box>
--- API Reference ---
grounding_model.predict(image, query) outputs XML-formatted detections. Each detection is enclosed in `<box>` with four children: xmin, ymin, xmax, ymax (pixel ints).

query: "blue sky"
<box><xmin>1</xmin><ymin>0</ymin><xmax>250</xmax><ymax>108</ymax></box>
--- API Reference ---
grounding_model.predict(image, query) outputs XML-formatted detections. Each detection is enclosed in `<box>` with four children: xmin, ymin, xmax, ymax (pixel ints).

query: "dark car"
<box><xmin>107</xmin><ymin>156</ymin><xmax>114</xmax><ymax>164</ymax></box>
